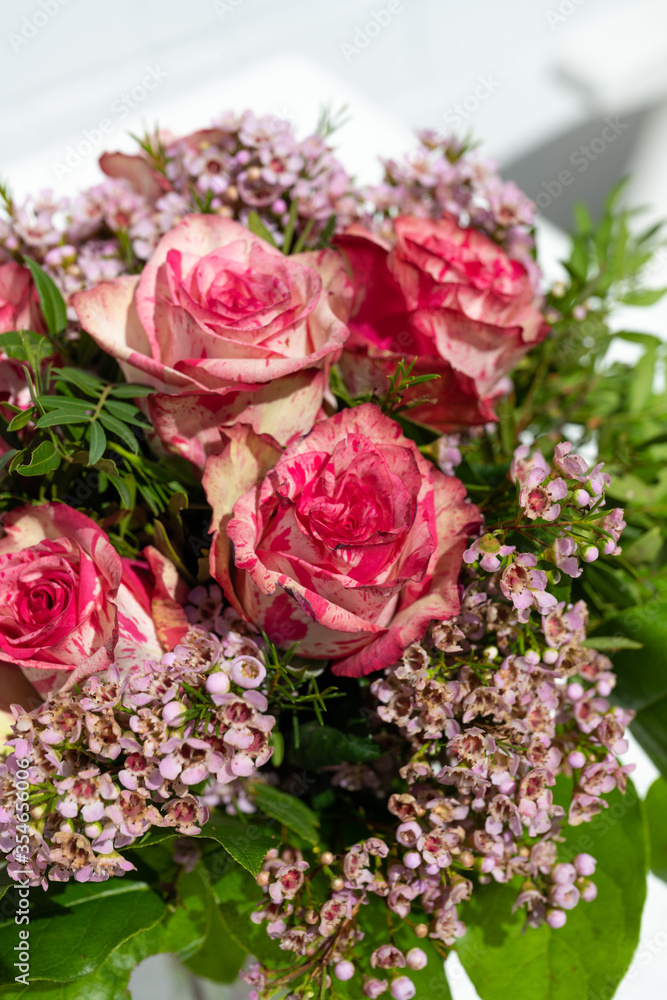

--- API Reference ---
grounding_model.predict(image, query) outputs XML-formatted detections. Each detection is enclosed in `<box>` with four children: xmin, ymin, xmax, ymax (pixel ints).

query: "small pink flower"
<box><xmin>500</xmin><ymin>553</ymin><xmax>557</xmax><ymax>620</ymax></box>
<box><xmin>463</xmin><ymin>534</ymin><xmax>515</xmax><ymax>572</ymax></box>
<box><xmin>519</xmin><ymin>469</ymin><xmax>567</xmax><ymax>521</ymax></box>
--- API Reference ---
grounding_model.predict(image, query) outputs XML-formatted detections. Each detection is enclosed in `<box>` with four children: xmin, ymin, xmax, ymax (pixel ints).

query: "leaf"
<box><xmin>292</xmin><ymin>721</ymin><xmax>380</xmax><ymax>769</ymax></box>
<box><xmin>109</xmin><ymin>384</ymin><xmax>155</xmax><ymax>399</ymax></box>
<box><xmin>107</xmin><ymin>473</ymin><xmax>134</xmax><ymax>511</ymax></box>
<box><xmin>200</xmin><ymin>813</ymin><xmax>279</xmax><ymax>876</ymax></box>
<box><xmin>184</xmin><ymin>902</ymin><xmax>245</xmax><ymax>984</ymax></box>
<box><xmin>281</xmin><ymin>198</ymin><xmax>300</xmax><ymax>254</ymax></box>
<box><xmin>456</xmin><ymin>782</ymin><xmax>647</xmax><ymax>1000</ymax></box>
<box><xmin>52</xmin><ymin>368</ymin><xmax>104</xmax><ymax>396</ymax></box>
<box><xmin>104</xmin><ymin>400</ymin><xmax>145</xmax><ymax>426</ymax></box>
<box><xmin>16</xmin><ymin>440</ymin><xmax>61</xmax><ymax>476</ymax></box>
<box><xmin>98</xmin><ymin>413</ymin><xmax>139</xmax><ymax>452</ymax></box>
<box><xmin>247</xmin><ymin>211</ymin><xmax>277</xmax><ymax>247</ymax></box>
<box><xmin>645</xmin><ymin>778</ymin><xmax>667</xmax><ymax>883</ymax></box>
<box><xmin>619</xmin><ymin>286</ymin><xmax>667</xmax><ymax>306</ymax></box>
<box><xmin>249</xmin><ymin>783</ymin><xmax>320</xmax><ymax>845</ymax></box>
<box><xmin>6</xmin><ymin>408</ymin><xmax>34</xmax><ymax>432</ymax></box>
<box><xmin>88</xmin><ymin>421</ymin><xmax>107</xmax><ymax>466</ymax></box>
<box><xmin>581</xmin><ymin>636</ymin><xmax>644</xmax><ymax>651</ymax></box>
<box><xmin>0</xmin><ymin>879</ymin><xmax>167</xmax><ymax>984</ymax></box>
<box><xmin>600</xmin><ymin>601</ymin><xmax>667</xmax><ymax>776</ymax></box>
<box><xmin>24</xmin><ymin>257</ymin><xmax>67</xmax><ymax>335</ymax></box>
<box><xmin>35</xmin><ymin>411</ymin><xmax>90</xmax><ymax>428</ymax></box>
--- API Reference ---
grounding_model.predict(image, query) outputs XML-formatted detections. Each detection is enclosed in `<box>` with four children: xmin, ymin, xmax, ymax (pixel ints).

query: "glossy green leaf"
<box><xmin>249</xmin><ymin>782</ymin><xmax>320</xmax><ymax>845</ymax></box>
<box><xmin>88</xmin><ymin>421</ymin><xmax>107</xmax><ymax>466</ymax></box>
<box><xmin>645</xmin><ymin>777</ymin><xmax>667</xmax><ymax>883</ymax></box>
<box><xmin>6</xmin><ymin>408</ymin><xmax>34</xmax><ymax>432</ymax></box>
<box><xmin>456</xmin><ymin>783</ymin><xmax>647</xmax><ymax>1000</ymax></box>
<box><xmin>184</xmin><ymin>902</ymin><xmax>245</xmax><ymax>984</ymax></box>
<box><xmin>0</xmin><ymin>879</ymin><xmax>166</xmax><ymax>984</ymax></box>
<box><xmin>200</xmin><ymin>813</ymin><xmax>279</xmax><ymax>876</ymax></box>
<box><xmin>98</xmin><ymin>413</ymin><xmax>140</xmax><ymax>452</ymax></box>
<box><xmin>24</xmin><ymin>257</ymin><xmax>67</xmax><ymax>335</ymax></box>
<box><xmin>292</xmin><ymin>721</ymin><xmax>380</xmax><ymax>769</ymax></box>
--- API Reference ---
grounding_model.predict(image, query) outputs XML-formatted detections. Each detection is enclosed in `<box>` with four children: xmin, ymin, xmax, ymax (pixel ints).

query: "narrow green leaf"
<box><xmin>35</xmin><ymin>411</ymin><xmax>90</xmax><ymax>428</ymax></box>
<box><xmin>281</xmin><ymin>198</ymin><xmax>300</xmax><ymax>255</ymax></box>
<box><xmin>7</xmin><ymin>408</ymin><xmax>34</xmax><ymax>432</ymax></box>
<box><xmin>581</xmin><ymin>636</ymin><xmax>644</xmax><ymax>651</ymax></box>
<box><xmin>16</xmin><ymin>440</ymin><xmax>61</xmax><ymax>476</ymax></box>
<box><xmin>620</xmin><ymin>286</ymin><xmax>667</xmax><ymax>306</ymax></box>
<box><xmin>109</xmin><ymin>384</ymin><xmax>155</xmax><ymax>398</ymax></box>
<box><xmin>249</xmin><ymin>783</ymin><xmax>320</xmax><ymax>844</ymax></box>
<box><xmin>88</xmin><ymin>422</ymin><xmax>107</xmax><ymax>466</ymax></box>
<box><xmin>24</xmin><ymin>257</ymin><xmax>67</xmax><ymax>335</ymax></box>
<box><xmin>98</xmin><ymin>413</ymin><xmax>139</xmax><ymax>452</ymax></box>
<box><xmin>247</xmin><ymin>211</ymin><xmax>277</xmax><ymax>247</ymax></box>
<box><xmin>52</xmin><ymin>367</ymin><xmax>104</xmax><ymax>396</ymax></box>
<box><xmin>107</xmin><ymin>473</ymin><xmax>134</xmax><ymax>510</ymax></box>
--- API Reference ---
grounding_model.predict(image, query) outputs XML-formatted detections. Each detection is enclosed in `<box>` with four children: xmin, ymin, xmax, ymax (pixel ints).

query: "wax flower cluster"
<box><xmin>0</xmin><ymin>622</ymin><xmax>275</xmax><ymax>886</ymax></box>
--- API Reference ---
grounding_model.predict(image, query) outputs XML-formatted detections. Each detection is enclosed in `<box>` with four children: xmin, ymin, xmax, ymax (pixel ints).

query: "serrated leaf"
<box><xmin>24</xmin><ymin>257</ymin><xmax>67</xmax><ymax>335</ymax></box>
<box><xmin>200</xmin><ymin>813</ymin><xmax>279</xmax><ymax>876</ymax></box>
<box><xmin>98</xmin><ymin>413</ymin><xmax>139</xmax><ymax>452</ymax></box>
<box><xmin>293</xmin><ymin>721</ymin><xmax>380</xmax><ymax>769</ymax></box>
<box><xmin>88</xmin><ymin>422</ymin><xmax>107</xmax><ymax>465</ymax></box>
<box><xmin>16</xmin><ymin>440</ymin><xmax>60</xmax><ymax>476</ymax></box>
<box><xmin>249</xmin><ymin>783</ymin><xmax>320</xmax><ymax>845</ymax></box>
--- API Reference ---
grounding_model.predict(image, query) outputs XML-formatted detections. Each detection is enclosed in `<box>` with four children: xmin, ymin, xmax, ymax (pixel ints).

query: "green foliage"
<box><xmin>456</xmin><ymin>782</ymin><xmax>647</xmax><ymax>1000</ymax></box>
<box><xmin>644</xmin><ymin>777</ymin><xmax>667</xmax><ymax>883</ymax></box>
<box><xmin>200</xmin><ymin>812</ymin><xmax>280</xmax><ymax>876</ymax></box>
<box><xmin>249</xmin><ymin>782</ymin><xmax>321</xmax><ymax>845</ymax></box>
<box><xmin>290</xmin><ymin>720</ymin><xmax>381</xmax><ymax>770</ymax></box>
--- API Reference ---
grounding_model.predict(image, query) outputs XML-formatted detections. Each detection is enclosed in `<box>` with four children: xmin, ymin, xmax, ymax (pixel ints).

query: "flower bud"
<box><xmin>334</xmin><ymin>961</ymin><xmax>355</xmax><ymax>982</ymax></box>
<box><xmin>542</xmin><ymin>648</ymin><xmax>559</xmax><ymax>665</ymax></box>
<box><xmin>581</xmin><ymin>881</ymin><xmax>598</xmax><ymax>902</ymax></box>
<box><xmin>414</xmin><ymin>923</ymin><xmax>429</xmax><ymax>938</ymax></box>
<box><xmin>566</xmin><ymin>682</ymin><xmax>584</xmax><ymax>702</ymax></box>
<box><xmin>391</xmin><ymin>976</ymin><xmax>416</xmax><ymax>1000</ymax></box>
<box><xmin>206</xmin><ymin>672</ymin><xmax>230</xmax><ymax>696</ymax></box>
<box><xmin>162</xmin><ymin>701</ymin><xmax>187</xmax><ymax>726</ymax></box>
<box><xmin>319</xmin><ymin>851</ymin><xmax>335</xmax><ymax>866</ymax></box>
<box><xmin>552</xmin><ymin>863</ymin><xmax>577</xmax><ymax>885</ymax></box>
<box><xmin>582</xmin><ymin>545</ymin><xmax>599</xmax><ymax>563</ymax></box>
<box><xmin>331</xmin><ymin>877</ymin><xmax>345</xmax><ymax>891</ymax></box>
<box><xmin>406</xmin><ymin>948</ymin><xmax>427</xmax><ymax>971</ymax></box>
<box><xmin>546</xmin><ymin>908</ymin><xmax>567</xmax><ymax>929</ymax></box>
<box><xmin>567</xmin><ymin>751</ymin><xmax>586</xmax><ymax>769</ymax></box>
<box><xmin>574</xmin><ymin>489</ymin><xmax>590</xmax><ymax>507</ymax></box>
<box><xmin>403</xmin><ymin>852</ymin><xmax>422</xmax><ymax>869</ymax></box>
<box><xmin>574</xmin><ymin>853</ymin><xmax>596</xmax><ymax>877</ymax></box>
<box><xmin>256</xmin><ymin>870</ymin><xmax>270</xmax><ymax>886</ymax></box>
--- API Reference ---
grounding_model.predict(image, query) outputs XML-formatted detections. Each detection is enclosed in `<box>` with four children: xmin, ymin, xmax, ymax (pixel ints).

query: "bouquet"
<box><xmin>0</xmin><ymin>108</ymin><xmax>665</xmax><ymax>1000</ymax></box>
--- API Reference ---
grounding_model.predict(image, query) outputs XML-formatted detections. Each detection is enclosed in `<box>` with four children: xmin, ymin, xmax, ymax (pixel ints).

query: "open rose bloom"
<box><xmin>73</xmin><ymin>214</ymin><xmax>351</xmax><ymax>468</ymax></box>
<box><xmin>336</xmin><ymin>215</ymin><xmax>547</xmax><ymax>430</ymax></box>
<box><xmin>205</xmin><ymin>404</ymin><xmax>480</xmax><ymax>677</ymax></box>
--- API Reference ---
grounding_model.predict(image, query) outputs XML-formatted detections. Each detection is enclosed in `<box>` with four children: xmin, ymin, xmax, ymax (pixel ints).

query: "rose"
<box><xmin>0</xmin><ymin>503</ymin><xmax>188</xmax><ymax>702</ymax></box>
<box><xmin>204</xmin><ymin>404</ymin><xmax>480</xmax><ymax>677</ymax></box>
<box><xmin>0</xmin><ymin>261</ymin><xmax>44</xmax><ymax>335</ymax></box>
<box><xmin>336</xmin><ymin>216</ymin><xmax>547</xmax><ymax>430</ymax></box>
<box><xmin>72</xmin><ymin>215</ymin><xmax>351</xmax><ymax>468</ymax></box>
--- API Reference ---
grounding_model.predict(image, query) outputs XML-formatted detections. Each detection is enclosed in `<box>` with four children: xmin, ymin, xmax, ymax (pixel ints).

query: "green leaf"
<box><xmin>619</xmin><ymin>286</ymin><xmax>667</xmax><ymax>306</ymax></box>
<box><xmin>88</xmin><ymin>421</ymin><xmax>107</xmax><ymax>465</ymax></box>
<box><xmin>600</xmin><ymin>601</ymin><xmax>667</xmax><ymax>776</ymax></box>
<box><xmin>35</xmin><ymin>411</ymin><xmax>90</xmax><ymax>428</ymax></box>
<box><xmin>98</xmin><ymin>413</ymin><xmax>139</xmax><ymax>452</ymax></box>
<box><xmin>281</xmin><ymin>198</ymin><xmax>300</xmax><ymax>255</ymax></box>
<box><xmin>109</xmin><ymin>384</ymin><xmax>155</xmax><ymax>398</ymax></box>
<box><xmin>247</xmin><ymin>211</ymin><xmax>277</xmax><ymax>247</ymax></box>
<box><xmin>16</xmin><ymin>440</ymin><xmax>61</xmax><ymax>476</ymax></box>
<box><xmin>53</xmin><ymin>368</ymin><xmax>104</xmax><ymax>396</ymax></box>
<box><xmin>24</xmin><ymin>257</ymin><xmax>67</xmax><ymax>335</ymax></box>
<box><xmin>6</xmin><ymin>408</ymin><xmax>34</xmax><ymax>432</ymax></box>
<box><xmin>249</xmin><ymin>782</ymin><xmax>320</xmax><ymax>845</ymax></box>
<box><xmin>200</xmin><ymin>813</ymin><xmax>279</xmax><ymax>876</ymax></box>
<box><xmin>104</xmin><ymin>400</ymin><xmax>145</xmax><ymax>425</ymax></box>
<box><xmin>581</xmin><ymin>636</ymin><xmax>644</xmax><ymax>651</ymax></box>
<box><xmin>184</xmin><ymin>902</ymin><xmax>245</xmax><ymax>984</ymax></box>
<box><xmin>107</xmin><ymin>472</ymin><xmax>134</xmax><ymax>510</ymax></box>
<box><xmin>0</xmin><ymin>879</ymin><xmax>167</xmax><ymax>984</ymax></box>
<box><xmin>293</xmin><ymin>721</ymin><xmax>381</xmax><ymax>769</ymax></box>
<box><xmin>645</xmin><ymin>777</ymin><xmax>667</xmax><ymax>883</ymax></box>
<box><xmin>456</xmin><ymin>782</ymin><xmax>647</xmax><ymax>1000</ymax></box>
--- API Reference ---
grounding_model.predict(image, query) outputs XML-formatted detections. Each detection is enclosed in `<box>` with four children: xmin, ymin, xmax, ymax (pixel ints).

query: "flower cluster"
<box><xmin>0</xmin><ymin>623</ymin><xmax>275</xmax><ymax>885</ymax></box>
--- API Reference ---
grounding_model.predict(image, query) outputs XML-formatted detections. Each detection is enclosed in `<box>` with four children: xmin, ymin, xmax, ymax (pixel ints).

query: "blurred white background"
<box><xmin>1</xmin><ymin>0</ymin><xmax>666</xmax><ymax>997</ymax></box>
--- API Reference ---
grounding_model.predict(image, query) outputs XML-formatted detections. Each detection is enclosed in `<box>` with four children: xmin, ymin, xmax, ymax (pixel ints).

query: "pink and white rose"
<box><xmin>72</xmin><ymin>215</ymin><xmax>351</xmax><ymax>467</ymax></box>
<box><xmin>204</xmin><ymin>404</ymin><xmax>480</xmax><ymax>677</ymax></box>
<box><xmin>0</xmin><ymin>503</ymin><xmax>188</xmax><ymax>700</ymax></box>
<box><xmin>336</xmin><ymin>215</ymin><xmax>547</xmax><ymax>430</ymax></box>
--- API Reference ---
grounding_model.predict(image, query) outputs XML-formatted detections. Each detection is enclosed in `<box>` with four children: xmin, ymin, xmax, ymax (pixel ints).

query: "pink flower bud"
<box><xmin>403</xmin><ymin>852</ymin><xmax>422</xmax><ymax>869</ymax></box>
<box><xmin>206</xmin><ymin>672</ymin><xmax>230</xmax><ymax>695</ymax></box>
<box><xmin>546</xmin><ymin>908</ymin><xmax>567</xmax><ymax>929</ymax></box>
<box><xmin>543</xmin><ymin>649</ymin><xmax>559</xmax><ymax>665</ymax></box>
<box><xmin>549</xmin><ymin>883</ymin><xmax>580</xmax><ymax>909</ymax></box>
<box><xmin>582</xmin><ymin>546</ymin><xmax>599</xmax><ymax>563</ymax></box>
<box><xmin>574</xmin><ymin>489</ymin><xmax>590</xmax><ymax>507</ymax></box>
<box><xmin>162</xmin><ymin>701</ymin><xmax>187</xmax><ymax>726</ymax></box>
<box><xmin>364</xmin><ymin>979</ymin><xmax>388</xmax><ymax>999</ymax></box>
<box><xmin>567</xmin><ymin>751</ymin><xmax>587</xmax><ymax>769</ymax></box>
<box><xmin>552</xmin><ymin>862</ymin><xmax>577</xmax><ymax>884</ymax></box>
<box><xmin>391</xmin><ymin>977</ymin><xmax>416</xmax><ymax>1000</ymax></box>
<box><xmin>406</xmin><ymin>948</ymin><xmax>428</xmax><ymax>970</ymax></box>
<box><xmin>334</xmin><ymin>961</ymin><xmax>355</xmax><ymax>982</ymax></box>
<box><xmin>567</xmin><ymin>682</ymin><xmax>585</xmax><ymax>701</ymax></box>
<box><xmin>581</xmin><ymin>882</ymin><xmax>598</xmax><ymax>902</ymax></box>
<box><xmin>574</xmin><ymin>853</ymin><xmax>596</xmax><ymax>877</ymax></box>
